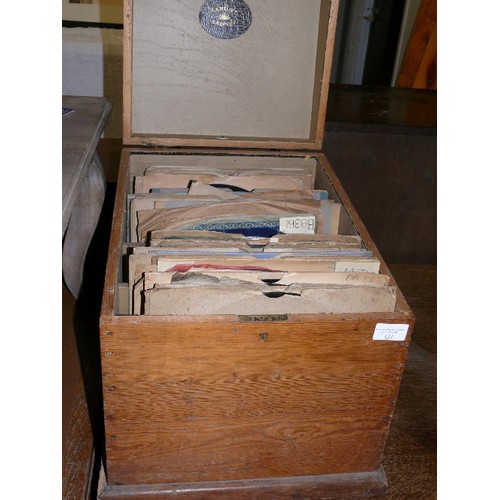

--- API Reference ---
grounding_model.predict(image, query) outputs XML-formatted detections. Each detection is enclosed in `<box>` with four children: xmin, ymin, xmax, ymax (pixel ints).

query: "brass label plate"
<box><xmin>238</xmin><ymin>314</ymin><xmax>289</xmax><ymax>322</ymax></box>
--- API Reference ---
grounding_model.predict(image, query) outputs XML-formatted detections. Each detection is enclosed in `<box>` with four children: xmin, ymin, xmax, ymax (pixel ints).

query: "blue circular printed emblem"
<box><xmin>199</xmin><ymin>0</ymin><xmax>252</xmax><ymax>40</ymax></box>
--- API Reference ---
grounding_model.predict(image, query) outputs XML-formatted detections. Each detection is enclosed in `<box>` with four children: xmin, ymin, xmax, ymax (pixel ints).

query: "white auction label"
<box><xmin>372</xmin><ymin>323</ymin><xmax>409</xmax><ymax>341</ymax></box>
<box><xmin>279</xmin><ymin>215</ymin><xmax>316</xmax><ymax>234</ymax></box>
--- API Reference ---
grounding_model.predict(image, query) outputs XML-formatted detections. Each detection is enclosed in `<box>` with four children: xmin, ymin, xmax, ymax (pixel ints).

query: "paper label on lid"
<box><xmin>279</xmin><ymin>215</ymin><xmax>315</xmax><ymax>234</ymax></box>
<box><xmin>199</xmin><ymin>0</ymin><xmax>252</xmax><ymax>40</ymax></box>
<box><xmin>373</xmin><ymin>323</ymin><xmax>409</xmax><ymax>341</ymax></box>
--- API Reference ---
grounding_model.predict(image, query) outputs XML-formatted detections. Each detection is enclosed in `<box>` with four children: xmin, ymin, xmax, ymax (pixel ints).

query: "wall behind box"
<box><xmin>62</xmin><ymin>27</ymin><xmax>123</xmax><ymax>139</ymax></box>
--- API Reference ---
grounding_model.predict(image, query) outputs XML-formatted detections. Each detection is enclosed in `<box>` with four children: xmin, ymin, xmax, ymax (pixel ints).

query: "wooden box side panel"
<box><xmin>100</xmin><ymin>319</ymin><xmax>410</xmax><ymax>486</ymax></box>
<box><xmin>101</xmin><ymin>148</ymin><xmax>132</xmax><ymax>317</ymax></box>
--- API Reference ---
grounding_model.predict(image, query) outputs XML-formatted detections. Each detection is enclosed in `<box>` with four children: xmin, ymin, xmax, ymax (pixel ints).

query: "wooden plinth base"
<box><xmin>99</xmin><ymin>468</ymin><xmax>387</xmax><ymax>499</ymax></box>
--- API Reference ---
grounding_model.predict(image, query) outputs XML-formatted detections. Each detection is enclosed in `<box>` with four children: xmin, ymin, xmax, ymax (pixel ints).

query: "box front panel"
<box><xmin>101</xmin><ymin>319</ymin><xmax>408</xmax><ymax>485</ymax></box>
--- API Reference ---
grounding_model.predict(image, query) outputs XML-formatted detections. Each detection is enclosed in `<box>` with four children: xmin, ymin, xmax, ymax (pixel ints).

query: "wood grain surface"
<box><xmin>396</xmin><ymin>0</ymin><xmax>437</xmax><ymax>89</ymax></box>
<box><xmin>100</xmin><ymin>318</ymin><xmax>409</xmax><ymax>484</ymax></box>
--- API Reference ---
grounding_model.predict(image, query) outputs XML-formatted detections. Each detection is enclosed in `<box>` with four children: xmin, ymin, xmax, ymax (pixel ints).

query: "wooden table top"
<box><xmin>326</xmin><ymin>83</ymin><xmax>436</xmax><ymax>132</ymax></box>
<box><xmin>62</xmin><ymin>95</ymin><xmax>112</xmax><ymax>237</ymax></box>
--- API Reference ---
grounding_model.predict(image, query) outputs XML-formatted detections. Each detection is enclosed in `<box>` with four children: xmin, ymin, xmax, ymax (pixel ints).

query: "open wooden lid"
<box><xmin>123</xmin><ymin>0</ymin><xmax>339</xmax><ymax>150</ymax></box>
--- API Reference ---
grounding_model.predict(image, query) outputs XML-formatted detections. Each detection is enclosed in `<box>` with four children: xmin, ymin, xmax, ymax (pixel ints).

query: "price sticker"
<box><xmin>372</xmin><ymin>323</ymin><xmax>409</xmax><ymax>342</ymax></box>
<box><xmin>279</xmin><ymin>215</ymin><xmax>316</xmax><ymax>234</ymax></box>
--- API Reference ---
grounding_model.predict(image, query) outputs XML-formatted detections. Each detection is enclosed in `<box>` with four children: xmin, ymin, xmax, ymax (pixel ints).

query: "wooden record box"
<box><xmin>99</xmin><ymin>1</ymin><xmax>415</xmax><ymax>498</ymax></box>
